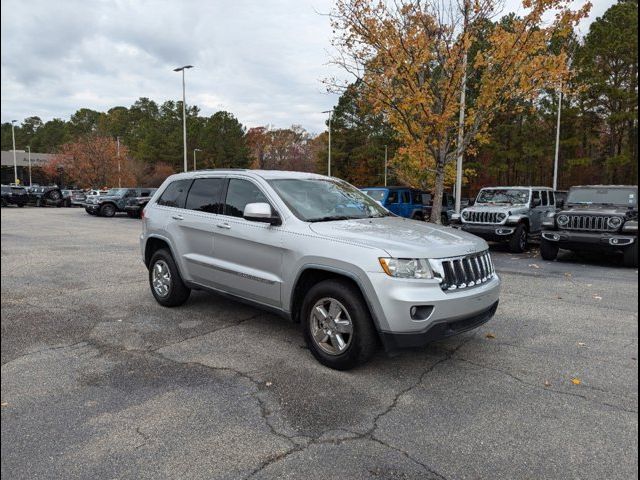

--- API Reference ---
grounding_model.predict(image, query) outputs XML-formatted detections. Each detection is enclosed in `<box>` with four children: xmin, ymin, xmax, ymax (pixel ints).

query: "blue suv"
<box><xmin>360</xmin><ymin>187</ymin><xmax>429</xmax><ymax>220</ymax></box>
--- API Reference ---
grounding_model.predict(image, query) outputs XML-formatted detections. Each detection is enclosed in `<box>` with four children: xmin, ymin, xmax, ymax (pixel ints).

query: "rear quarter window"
<box><xmin>157</xmin><ymin>179</ymin><xmax>192</xmax><ymax>208</ymax></box>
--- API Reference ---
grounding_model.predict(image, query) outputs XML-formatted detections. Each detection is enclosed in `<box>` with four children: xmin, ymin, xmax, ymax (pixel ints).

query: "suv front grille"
<box><xmin>560</xmin><ymin>215</ymin><xmax>617</xmax><ymax>232</ymax></box>
<box><xmin>466</xmin><ymin>211</ymin><xmax>500</xmax><ymax>224</ymax></box>
<box><xmin>431</xmin><ymin>251</ymin><xmax>496</xmax><ymax>292</ymax></box>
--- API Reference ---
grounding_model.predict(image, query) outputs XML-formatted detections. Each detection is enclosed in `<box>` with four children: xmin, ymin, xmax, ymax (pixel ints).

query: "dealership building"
<box><xmin>1</xmin><ymin>150</ymin><xmax>55</xmax><ymax>185</ymax></box>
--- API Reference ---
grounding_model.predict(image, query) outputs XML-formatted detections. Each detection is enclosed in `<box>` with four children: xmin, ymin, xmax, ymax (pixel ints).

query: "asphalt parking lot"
<box><xmin>1</xmin><ymin>207</ymin><xmax>638</xmax><ymax>480</ymax></box>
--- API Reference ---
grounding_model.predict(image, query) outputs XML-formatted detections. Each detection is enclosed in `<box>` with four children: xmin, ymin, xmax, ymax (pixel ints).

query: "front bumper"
<box><xmin>368</xmin><ymin>270</ymin><xmax>501</xmax><ymax>349</ymax></box>
<box><xmin>460</xmin><ymin>223</ymin><xmax>515</xmax><ymax>241</ymax></box>
<box><xmin>380</xmin><ymin>301</ymin><xmax>499</xmax><ymax>349</ymax></box>
<box><xmin>84</xmin><ymin>203</ymin><xmax>100</xmax><ymax>213</ymax></box>
<box><xmin>542</xmin><ymin>230</ymin><xmax>636</xmax><ymax>249</ymax></box>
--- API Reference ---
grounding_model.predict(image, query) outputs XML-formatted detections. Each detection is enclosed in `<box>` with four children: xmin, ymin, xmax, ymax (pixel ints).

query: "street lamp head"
<box><xmin>11</xmin><ymin>119</ymin><xmax>17</xmax><ymax>124</ymax></box>
<box><xmin>173</xmin><ymin>65</ymin><xmax>194</xmax><ymax>72</ymax></box>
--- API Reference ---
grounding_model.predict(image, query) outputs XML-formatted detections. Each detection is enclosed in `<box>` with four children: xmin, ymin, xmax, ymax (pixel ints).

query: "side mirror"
<box><xmin>243</xmin><ymin>202</ymin><xmax>281</xmax><ymax>225</ymax></box>
<box><xmin>532</xmin><ymin>198</ymin><xmax>542</xmax><ymax>207</ymax></box>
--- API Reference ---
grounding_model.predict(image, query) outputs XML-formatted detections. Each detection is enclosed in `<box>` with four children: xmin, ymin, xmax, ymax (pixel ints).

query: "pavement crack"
<box><xmin>455</xmin><ymin>358</ymin><xmax>638</xmax><ymax>414</ymax></box>
<box><xmin>150</xmin><ymin>312</ymin><xmax>264</xmax><ymax>353</ymax></box>
<box><xmin>134</xmin><ymin>426</ymin><xmax>151</xmax><ymax>449</ymax></box>
<box><xmin>1</xmin><ymin>341</ymin><xmax>87</xmax><ymax>367</ymax></box>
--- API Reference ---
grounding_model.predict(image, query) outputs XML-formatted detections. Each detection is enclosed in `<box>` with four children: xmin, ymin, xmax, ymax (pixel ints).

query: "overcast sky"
<box><xmin>1</xmin><ymin>0</ymin><xmax>614</xmax><ymax>133</ymax></box>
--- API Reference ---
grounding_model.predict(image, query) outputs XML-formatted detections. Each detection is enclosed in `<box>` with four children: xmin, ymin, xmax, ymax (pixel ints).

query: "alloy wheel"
<box><xmin>152</xmin><ymin>260</ymin><xmax>172</xmax><ymax>297</ymax></box>
<box><xmin>309</xmin><ymin>297</ymin><xmax>354</xmax><ymax>355</ymax></box>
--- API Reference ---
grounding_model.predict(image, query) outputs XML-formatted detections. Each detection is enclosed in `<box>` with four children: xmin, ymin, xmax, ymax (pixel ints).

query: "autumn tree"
<box><xmin>329</xmin><ymin>0</ymin><xmax>590</xmax><ymax>222</ymax></box>
<box><xmin>46</xmin><ymin>136</ymin><xmax>136</xmax><ymax>188</ymax></box>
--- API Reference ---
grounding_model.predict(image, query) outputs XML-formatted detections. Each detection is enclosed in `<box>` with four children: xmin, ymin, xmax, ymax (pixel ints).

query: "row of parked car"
<box><xmin>359</xmin><ymin>184</ymin><xmax>638</xmax><ymax>267</ymax></box>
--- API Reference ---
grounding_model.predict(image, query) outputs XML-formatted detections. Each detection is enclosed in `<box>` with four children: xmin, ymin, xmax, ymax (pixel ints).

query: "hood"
<box><xmin>562</xmin><ymin>204</ymin><xmax>637</xmax><ymax>216</ymax></box>
<box><xmin>464</xmin><ymin>204</ymin><xmax>527</xmax><ymax>215</ymax></box>
<box><xmin>308</xmin><ymin>216</ymin><xmax>488</xmax><ymax>259</ymax></box>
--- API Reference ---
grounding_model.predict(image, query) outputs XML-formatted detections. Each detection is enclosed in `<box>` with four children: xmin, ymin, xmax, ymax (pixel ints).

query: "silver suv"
<box><xmin>140</xmin><ymin>170</ymin><xmax>501</xmax><ymax>369</ymax></box>
<box><xmin>453</xmin><ymin>186</ymin><xmax>557</xmax><ymax>253</ymax></box>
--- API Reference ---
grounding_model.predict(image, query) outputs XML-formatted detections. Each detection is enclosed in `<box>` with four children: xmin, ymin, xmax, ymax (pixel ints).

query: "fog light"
<box><xmin>612</xmin><ymin>238</ymin><xmax>619</xmax><ymax>244</ymax></box>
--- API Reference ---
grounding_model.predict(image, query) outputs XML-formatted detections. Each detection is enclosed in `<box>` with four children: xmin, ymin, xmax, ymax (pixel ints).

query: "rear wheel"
<box><xmin>540</xmin><ymin>239</ymin><xmax>559</xmax><ymax>261</ymax></box>
<box><xmin>509</xmin><ymin>224</ymin><xmax>528</xmax><ymax>253</ymax></box>
<box><xmin>301</xmin><ymin>279</ymin><xmax>378</xmax><ymax>370</ymax></box>
<box><xmin>623</xmin><ymin>242</ymin><xmax>638</xmax><ymax>268</ymax></box>
<box><xmin>441</xmin><ymin>213</ymin><xmax>450</xmax><ymax>226</ymax></box>
<box><xmin>148</xmin><ymin>249</ymin><xmax>191</xmax><ymax>307</ymax></box>
<box><xmin>99</xmin><ymin>203</ymin><xmax>116</xmax><ymax>217</ymax></box>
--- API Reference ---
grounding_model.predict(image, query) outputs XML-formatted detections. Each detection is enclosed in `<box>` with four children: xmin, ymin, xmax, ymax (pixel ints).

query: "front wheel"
<box><xmin>148</xmin><ymin>249</ymin><xmax>191</xmax><ymax>307</ymax></box>
<box><xmin>509</xmin><ymin>224</ymin><xmax>528</xmax><ymax>253</ymax></box>
<box><xmin>540</xmin><ymin>239</ymin><xmax>559</xmax><ymax>261</ymax></box>
<box><xmin>99</xmin><ymin>203</ymin><xmax>116</xmax><ymax>217</ymax></box>
<box><xmin>301</xmin><ymin>279</ymin><xmax>378</xmax><ymax>370</ymax></box>
<box><xmin>623</xmin><ymin>242</ymin><xmax>638</xmax><ymax>268</ymax></box>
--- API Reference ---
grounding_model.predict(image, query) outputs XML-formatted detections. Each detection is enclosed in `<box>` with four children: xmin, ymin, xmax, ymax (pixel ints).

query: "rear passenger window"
<box><xmin>549</xmin><ymin>191</ymin><xmax>555</xmax><ymax>205</ymax></box>
<box><xmin>400</xmin><ymin>191</ymin><xmax>410</xmax><ymax>203</ymax></box>
<box><xmin>224</xmin><ymin>179</ymin><xmax>268</xmax><ymax>218</ymax></box>
<box><xmin>186</xmin><ymin>178</ymin><xmax>225</xmax><ymax>214</ymax></box>
<box><xmin>157</xmin><ymin>179</ymin><xmax>192</xmax><ymax>208</ymax></box>
<box><xmin>541</xmin><ymin>190</ymin><xmax>549</xmax><ymax>206</ymax></box>
<box><xmin>532</xmin><ymin>190</ymin><xmax>541</xmax><ymax>205</ymax></box>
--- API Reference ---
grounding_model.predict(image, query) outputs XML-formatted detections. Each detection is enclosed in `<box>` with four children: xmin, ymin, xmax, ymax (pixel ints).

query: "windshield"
<box><xmin>361</xmin><ymin>189</ymin><xmax>387</xmax><ymax>202</ymax></box>
<box><xmin>476</xmin><ymin>189</ymin><xmax>529</xmax><ymax>205</ymax></box>
<box><xmin>105</xmin><ymin>188</ymin><xmax>128</xmax><ymax>196</ymax></box>
<box><xmin>268</xmin><ymin>178</ymin><xmax>390</xmax><ymax>222</ymax></box>
<box><xmin>567</xmin><ymin>187</ymin><xmax>637</xmax><ymax>207</ymax></box>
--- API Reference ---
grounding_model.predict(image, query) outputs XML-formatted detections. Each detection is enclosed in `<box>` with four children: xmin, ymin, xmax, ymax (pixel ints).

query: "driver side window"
<box><xmin>224</xmin><ymin>179</ymin><xmax>269</xmax><ymax>218</ymax></box>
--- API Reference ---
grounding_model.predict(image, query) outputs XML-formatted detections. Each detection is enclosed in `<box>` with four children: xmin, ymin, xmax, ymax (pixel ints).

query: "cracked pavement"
<box><xmin>1</xmin><ymin>208</ymin><xmax>638</xmax><ymax>479</ymax></box>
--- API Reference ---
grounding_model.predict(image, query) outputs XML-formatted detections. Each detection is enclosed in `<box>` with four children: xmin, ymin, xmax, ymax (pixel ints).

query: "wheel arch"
<box><xmin>289</xmin><ymin>265</ymin><xmax>384</xmax><ymax>335</ymax></box>
<box><xmin>144</xmin><ymin>235</ymin><xmax>177</xmax><ymax>269</ymax></box>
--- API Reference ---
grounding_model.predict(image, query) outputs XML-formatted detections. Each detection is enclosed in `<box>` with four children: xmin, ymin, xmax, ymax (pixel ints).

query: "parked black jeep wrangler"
<box><xmin>26</xmin><ymin>185</ymin><xmax>64</xmax><ymax>207</ymax></box>
<box><xmin>540</xmin><ymin>185</ymin><xmax>638</xmax><ymax>267</ymax></box>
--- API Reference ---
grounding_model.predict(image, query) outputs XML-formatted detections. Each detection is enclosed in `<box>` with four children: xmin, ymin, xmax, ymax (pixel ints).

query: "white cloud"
<box><xmin>1</xmin><ymin>0</ymin><xmax>613</xmax><ymax>132</ymax></box>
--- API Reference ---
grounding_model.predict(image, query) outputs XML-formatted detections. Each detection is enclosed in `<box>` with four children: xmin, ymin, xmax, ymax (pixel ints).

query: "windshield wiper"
<box><xmin>307</xmin><ymin>215</ymin><xmax>357</xmax><ymax>222</ymax></box>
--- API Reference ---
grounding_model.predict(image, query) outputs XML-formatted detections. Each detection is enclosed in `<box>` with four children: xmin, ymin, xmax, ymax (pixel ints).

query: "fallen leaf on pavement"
<box><xmin>564</xmin><ymin>272</ymin><xmax>572</xmax><ymax>277</ymax></box>
<box><xmin>592</xmin><ymin>295</ymin><xmax>602</xmax><ymax>300</ymax></box>
<box><xmin>544</xmin><ymin>380</ymin><xmax>551</xmax><ymax>387</ymax></box>
<box><xmin>265</xmin><ymin>381</ymin><xmax>273</xmax><ymax>387</ymax></box>
<box><xmin>571</xmin><ymin>378</ymin><xmax>581</xmax><ymax>385</ymax></box>
<box><xmin>485</xmin><ymin>333</ymin><xmax>496</xmax><ymax>339</ymax></box>
<box><xmin>577</xmin><ymin>342</ymin><xmax>586</xmax><ymax>347</ymax></box>
<box><xmin>1</xmin><ymin>402</ymin><xmax>8</xmax><ymax>407</ymax></box>
<box><xmin>528</xmin><ymin>264</ymin><xmax>540</xmax><ymax>269</ymax></box>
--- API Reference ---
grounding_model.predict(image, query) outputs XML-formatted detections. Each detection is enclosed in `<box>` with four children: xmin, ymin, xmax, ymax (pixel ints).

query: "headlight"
<box><xmin>462</xmin><ymin>210</ymin><xmax>470</xmax><ymax>220</ymax></box>
<box><xmin>608</xmin><ymin>217</ymin><xmax>623</xmax><ymax>229</ymax></box>
<box><xmin>557</xmin><ymin>214</ymin><xmax>569</xmax><ymax>226</ymax></box>
<box><xmin>379</xmin><ymin>258</ymin><xmax>434</xmax><ymax>279</ymax></box>
<box><xmin>497</xmin><ymin>212</ymin><xmax>507</xmax><ymax>221</ymax></box>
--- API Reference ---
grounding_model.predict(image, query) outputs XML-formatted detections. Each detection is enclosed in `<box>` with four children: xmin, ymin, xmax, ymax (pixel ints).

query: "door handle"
<box><xmin>172</xmin><ymin>215</ymin><xmax>184</xmax><ymax>221</ymax></box>
<box><xmin>217</xmin><ymin>223</ymin><xmax>231</xmax><ymax>229</ymax></box>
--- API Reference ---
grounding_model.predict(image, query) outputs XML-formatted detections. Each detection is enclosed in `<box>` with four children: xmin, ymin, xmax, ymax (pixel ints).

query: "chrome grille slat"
<box><xmin>433</xmin><ymin>251</ymin><xmax>496</xmax><ymax>292</ymax></box>
<box><xmin>559</xmin><ymin>215</ymin><xmax>616</xmax><ymax>232</ymax></box>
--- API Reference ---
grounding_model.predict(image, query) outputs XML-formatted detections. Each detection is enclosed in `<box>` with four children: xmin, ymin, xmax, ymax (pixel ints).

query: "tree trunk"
<box><xmin>430</xmin><ymin>154</ymin><xmax>447</xmax><ymax>224</ymax></box>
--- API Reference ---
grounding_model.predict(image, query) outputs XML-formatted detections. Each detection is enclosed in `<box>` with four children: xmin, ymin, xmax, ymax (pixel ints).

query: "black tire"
<box><xmin>47</xmin><ymin>190</ymin><xmax>62</xmax><ymax>201</ymax></box>
<box><xmin>85</xmin><ymin>207</ymin><xmax>95</xmax><ymax>215</ymax></box>
<box><xmin>148</xmin><ymin>248</ymin><xmax>191</xmax><ymax>307</ymax></box>
<box><xmin>540</xmin><ymin>239</ymin><xmax>559</xmax><ymax>261</ymax></box>
<box><xmin>623</xmin><ymin>242</ymin><xmax>638</xmax><ymax>268</ymax></box>
<box><xmin>508</xmin><ymin>224</ymin><xmax>528</xmax><ymax>253</ymax></box>
<box><xmin>99</xmin><ymin>203</ymin><xmax>116</xmax><ymax>217</ymax></box>
<box><xmin>441</xmin><ymin>214</ymin><xmax>450</xmax><ymax>226</ymax></box>
<box><xmin>301</xmin><ymin>279</ymin><xmax>378</xmax><ymax>370</ymax></box>
<box><xmin>17</xmin><ymin>203</ymin><xmax>25</xmax><ymax>208</ymax></box>
<box><xmin>412</xmin><ymin>212</ymin><xmax>424</xmax><ymax>222</ymax></box>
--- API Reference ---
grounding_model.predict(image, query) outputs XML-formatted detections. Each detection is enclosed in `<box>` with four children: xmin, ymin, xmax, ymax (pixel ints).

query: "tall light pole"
<box><xmin>553</xmin><ymin>59</ymin><xmax>571</xmax><ymax>191</ymax></box>
<box><xmin>322</xmin><ymin>109</ymin><xmax>333</xmax><ymax>176</ymax></box>
<box><xmin>11</xmin><ymin>120</ymin><xmax>18</xmax><ymax>184</ymax></box>
<box><xmin>193</xmin><ymin>148</ymin><xmax>202</xmax><ymax>171</ymax></box>
<box><xmin>384</xmin><ymin>145</ymin><xmax>388</xmax><ymax>187</ymax></box>
<box><xmin>26</xmin><ymin>145</ymin><xmax>32</xmax><ymax>186</ymax></box>
<box><xmin>174</xmin><ymin>65</ymin><xmax>194</xmax><ymax>173</ymax></box>
<box><xmin>116</xmin><ymin>136</ymin><xmax>121</xmax><ymax>188</ymax></box>
<box><xmin>454</xmin><ymin>0</ymin><xmax>470</xmax><ymax>215</ymax></box>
